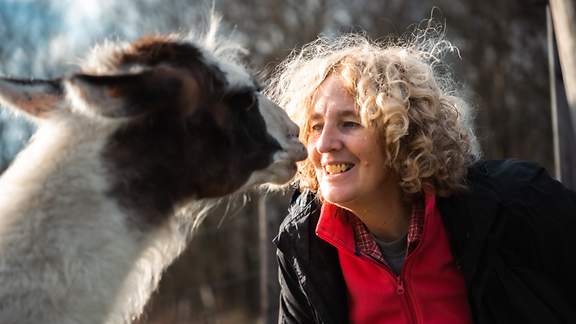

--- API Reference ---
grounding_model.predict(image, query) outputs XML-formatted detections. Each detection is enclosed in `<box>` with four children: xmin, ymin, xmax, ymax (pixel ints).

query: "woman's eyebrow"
<box><xmin>338</xmin><ymin>110</ymin><xmax>359</xmax><ymax>119</ymax></box>
<box><xmin>310</xmin><ymin>109</ymin><xmax>358</xmax><ymax>121</ymax></box>
<box><xmin>310</xmin><ymin>112</ymin><xmax>324</xmax><ymax>121</ymax></box>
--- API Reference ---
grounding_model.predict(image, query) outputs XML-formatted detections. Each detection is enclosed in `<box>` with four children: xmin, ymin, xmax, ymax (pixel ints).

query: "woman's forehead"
<box><xmin>310</xmin><ymin>75</ymin><xmax>357</xmax><ymax>116</ymax></box>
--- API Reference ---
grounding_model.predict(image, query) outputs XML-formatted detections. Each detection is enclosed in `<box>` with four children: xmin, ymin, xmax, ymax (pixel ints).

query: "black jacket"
<box><xmin>274</xmin><ymin>160</ymin><xmax>576</xmax><ymax>324</ymax></box>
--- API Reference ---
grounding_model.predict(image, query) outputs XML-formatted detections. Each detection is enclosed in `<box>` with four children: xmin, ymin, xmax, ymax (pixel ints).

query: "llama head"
<box><xmin>0</xmin><ymin>34</ymin><xmax>306</xmax><ymax>225</ymax></box>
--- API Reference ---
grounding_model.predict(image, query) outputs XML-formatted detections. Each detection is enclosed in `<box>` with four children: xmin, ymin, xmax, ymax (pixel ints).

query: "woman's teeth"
<box><xmin>325</xmin><ymin>163</ymin><xmax>354</xmax><ymax>175</ymax></box>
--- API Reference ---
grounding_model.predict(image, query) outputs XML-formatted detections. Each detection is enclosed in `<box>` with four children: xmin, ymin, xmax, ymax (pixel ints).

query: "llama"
<box><xmin>0</xmin><ymin>27</ymin><xmax>306</xmax><ymax>323</ymax></box>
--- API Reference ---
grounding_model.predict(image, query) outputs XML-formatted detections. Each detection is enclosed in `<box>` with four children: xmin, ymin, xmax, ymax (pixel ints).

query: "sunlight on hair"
<box><xmin>267</xmin><ymin>20</ymin><xmax>481</xmax><ymax>197</ymax></box>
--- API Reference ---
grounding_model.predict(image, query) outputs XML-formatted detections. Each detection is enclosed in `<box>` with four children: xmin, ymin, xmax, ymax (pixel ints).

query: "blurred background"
<box><xmin>0</xmin><ymin>0</ymin><xmax>574</xmax><ymax>323</ymax></box>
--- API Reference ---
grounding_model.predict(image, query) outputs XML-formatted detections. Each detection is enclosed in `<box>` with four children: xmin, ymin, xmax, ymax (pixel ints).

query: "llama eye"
<box><xmin>226</xmin><ymin>91</ymin><xmax>257</xmax><ymax>111</ymax></box>
<box><xmin>245</xmin><ymin>93</ymin><xmax>257</xmax><ymax>111</ymax></box>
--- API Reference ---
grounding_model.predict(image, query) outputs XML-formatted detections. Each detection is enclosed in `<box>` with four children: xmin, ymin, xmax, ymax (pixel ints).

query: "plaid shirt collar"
<box><xmin>351</xmin><ymin>198</ymin><xmax>424</xmax><ymax>264</ymax></box>
<box><xmin>316</xmin><ymin>195</ymin><xmax>425</xmax><ymax>265</ymax></box>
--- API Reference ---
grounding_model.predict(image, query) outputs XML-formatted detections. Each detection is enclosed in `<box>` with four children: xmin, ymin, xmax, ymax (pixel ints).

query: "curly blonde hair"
<box><xmin>267</xmin><ymin>31</ymin><xmax>480</xmax><ymax>197</ymax></box>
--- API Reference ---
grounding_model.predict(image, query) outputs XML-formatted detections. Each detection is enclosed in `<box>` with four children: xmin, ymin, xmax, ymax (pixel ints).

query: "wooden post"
<box><xmin>257</xmin><ymin>192</ymin><xmax>286</xmax><ymax>323</ymax></box>
<box><xmin>548</xmin><ymin>1</ymin><xmax>576</xmax><ymax>189</ymax></box>
<box><xmin>257</xmin><ymin>195</ymin><xmax>270</xmax><ymax>324</ymax></box>
<box><xmin>548</xmin><ymin>7</ymin><xmax>562</xmax><ymax>181</ymax></box>
<box><xmin>549</xmin><ymin>0</ymin><xmax>576</xmax><ymax>134</ymax></box>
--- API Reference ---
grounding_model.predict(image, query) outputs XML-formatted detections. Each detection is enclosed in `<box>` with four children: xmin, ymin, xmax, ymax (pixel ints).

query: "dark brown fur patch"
<box><xmin>100</xmin><ymin>39</ymin><xmax>281</xmax><ymax>228</ymax></box>
<box><xmin>120</xmin><ymin>36</ymin><xmax>224</xmax><ymax>91</ymax></box>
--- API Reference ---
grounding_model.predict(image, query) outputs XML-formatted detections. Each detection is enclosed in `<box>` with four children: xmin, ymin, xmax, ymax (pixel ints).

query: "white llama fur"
<box><xmin>0</xmin><ymin>21</ymin><xmax>306</xmax><ymax>324</ymax></box>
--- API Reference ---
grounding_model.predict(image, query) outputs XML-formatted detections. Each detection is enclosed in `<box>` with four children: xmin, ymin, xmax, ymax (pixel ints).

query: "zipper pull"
<box><xmin>396</xmin><ymin>277</ymin><xmax>405</xmax><ymax>295</ymax></box>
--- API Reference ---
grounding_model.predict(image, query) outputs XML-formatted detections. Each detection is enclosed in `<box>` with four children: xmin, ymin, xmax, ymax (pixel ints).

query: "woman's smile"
<box><xmin>323</xmin><ymin>162</ymin><xmax>355</xmax><ymax>175</ymax></box>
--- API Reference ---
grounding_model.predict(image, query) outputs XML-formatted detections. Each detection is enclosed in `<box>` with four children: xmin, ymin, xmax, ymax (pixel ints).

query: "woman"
<box><xmin>268</xmin><ymin>33</ymin><xmax>576</xmax><ymax>324</ymax></box>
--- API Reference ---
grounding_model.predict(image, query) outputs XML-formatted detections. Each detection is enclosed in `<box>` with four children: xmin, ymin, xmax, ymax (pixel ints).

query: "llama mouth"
<box><xmin>276</xmin><ymin>143</ymin><xmax>307</xmax><ymax>163</ymax></box>
<box><xmin>324</xmin><ymin>163</ymin><xmax>355</xmax><ymax>175</ymax></box>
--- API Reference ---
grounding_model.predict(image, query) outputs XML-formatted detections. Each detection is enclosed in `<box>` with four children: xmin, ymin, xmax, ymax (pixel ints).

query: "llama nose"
<box><xmin>289</xmin><ymin>134</ymin><xmax>307</xmax><ymax>162</ymax></box>
<box><xmin>293</xmin><ymin>143</ymin><xmax>307</xmax><ymax>161</ymax></box>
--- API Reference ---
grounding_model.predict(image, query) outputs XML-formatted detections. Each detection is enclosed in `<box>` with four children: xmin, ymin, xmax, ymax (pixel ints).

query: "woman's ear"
<box><xmin>0</xmin><ymin>77</ymin><xmax>63</xmax><ymax>121</ymax></box>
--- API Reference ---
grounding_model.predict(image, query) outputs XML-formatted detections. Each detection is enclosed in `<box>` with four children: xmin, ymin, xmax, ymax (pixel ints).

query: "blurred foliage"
<box><xmin>0</xmin><ymin>0</ymin><xmax>554</xmax><ymax>323</ymax></box>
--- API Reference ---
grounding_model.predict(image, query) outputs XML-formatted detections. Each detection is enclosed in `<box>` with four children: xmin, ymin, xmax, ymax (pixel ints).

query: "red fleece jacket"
<box><xmin>315</xmin><ymin>194</ymin><xmax>472</xmax><ymax>324</ymax></box>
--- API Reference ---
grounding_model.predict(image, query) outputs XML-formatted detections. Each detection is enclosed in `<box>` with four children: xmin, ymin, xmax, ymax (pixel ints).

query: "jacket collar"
<box><xmin>315</xmin><ymin>192</ymin><xmax>434</xmax><ymax>258</ymax></box>
<box><xmin>316</xmin><ymin>203</ymin><xmax>356</xmax><ymax>254</ymax></box>
<box><xmin>274</xmin><ymin>190</ymin><xmax>349</xmax><ymax>324</ymax></box>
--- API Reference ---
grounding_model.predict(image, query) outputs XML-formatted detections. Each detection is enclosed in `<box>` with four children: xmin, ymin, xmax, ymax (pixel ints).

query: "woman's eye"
<box><xmin>310</xmin><ymin>123</ymin><xmax>323</xmax><ymax>133</ymax></box>
<box><xmin>342</xmin><ymin>121</ymin><xmax>361</xmax><ymax>129</ymax></box>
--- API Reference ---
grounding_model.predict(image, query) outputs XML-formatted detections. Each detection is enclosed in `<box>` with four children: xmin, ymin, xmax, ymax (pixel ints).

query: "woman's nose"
<box><xmin>315</xmin><ymin>125</ymin><xmax>342</xmax><ymax>153</ymax></box>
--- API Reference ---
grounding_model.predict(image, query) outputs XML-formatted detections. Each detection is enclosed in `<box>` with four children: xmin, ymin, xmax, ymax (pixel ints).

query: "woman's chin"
<box><xmin>320</xmin><ymin>187</ymin><xmax>355</xmax><ymax>207</ymax></box>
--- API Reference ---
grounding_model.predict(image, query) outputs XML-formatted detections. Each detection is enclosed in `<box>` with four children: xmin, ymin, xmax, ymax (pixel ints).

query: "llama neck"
<box><xmin>0</xmin><ymin>120</ymin><xmax>178</xmax><ymax>324</ymax></box>
<box><xmin>0</xmin><ymin>121</ymin><xmax>111</xmax><ymax>216</ymax></box>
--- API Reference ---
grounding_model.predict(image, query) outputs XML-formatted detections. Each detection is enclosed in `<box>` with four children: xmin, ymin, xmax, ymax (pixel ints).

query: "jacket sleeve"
<box><xmin>277</xmin><ymin>248</ymin><xmax>315</xmax><ymax>324</ymax></box>
<box><xmin>526</xmin><ymin>163</ymin><xmax>576</xmax><ymax>292</ymax></box>
<box><xmin>480</xmin><ymin>160</ymin><xmax>576</xmax><ymax>323</ymax></box>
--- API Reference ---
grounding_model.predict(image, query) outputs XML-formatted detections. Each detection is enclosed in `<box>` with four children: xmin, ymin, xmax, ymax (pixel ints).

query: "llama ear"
<box><xmin>65</xmin><ymin>68</ymin><xmax>186</xmax><ymax>118</ymax></box>
<box><xmin>0</xmin><ymin>77</ymin><xmax>64</xmax><ymax>120</ymax></box>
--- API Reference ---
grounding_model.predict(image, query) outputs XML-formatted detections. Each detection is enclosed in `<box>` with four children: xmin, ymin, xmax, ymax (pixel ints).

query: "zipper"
<box><xmin>396</xmin><ymin>275</ymin><xmax>417</xmax><ymax>324</ymax></box>
<box><xmin>368</xmin><ymin>233</ymin><xmax>422</xmax><ymax>322</ymax></box>
<box><xmin>396</xmin><ymin>237</ymin><xmax>425</xmax><ymax>324</ymax></box>
<box><xmin>394</xmin><ymin>200</ymin><xmax>429</xmax><ymax>324</ymax></box>
<box><xmin>317</xmin><ymin>229</ymin><xmax>423</xmax><ymax>323</ymax></box>
<box><xmin>357</xmin><ymin>253</ymin><xmax>420</xmax><ymax>324</ymax></box>
<box><xmin>396</xmin><ymin>276</ymin><xmax>405</xmax><ymax>295</ymax></box>
<box><xmin>398</xmin><ymin>246</ymin><xmax>417</xmax><ymax>323</ymax></box>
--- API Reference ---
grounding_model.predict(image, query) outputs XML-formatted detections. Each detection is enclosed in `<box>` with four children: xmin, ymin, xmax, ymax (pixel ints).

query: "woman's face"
<box><xmin>308</xmin><ymin>75</ymin><xmax>391</xmax><ymax>209</ymax></box>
